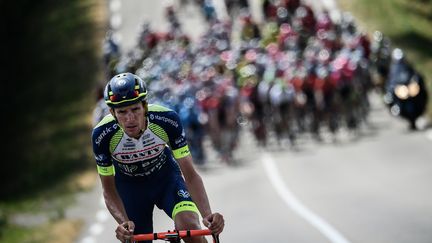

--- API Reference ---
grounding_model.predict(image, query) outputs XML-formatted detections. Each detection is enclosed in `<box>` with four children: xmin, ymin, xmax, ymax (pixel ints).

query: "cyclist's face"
<box><xmin>113</xmin><ymin>102</ymin><xmax>146</xmax><ymax>138</ymax></box>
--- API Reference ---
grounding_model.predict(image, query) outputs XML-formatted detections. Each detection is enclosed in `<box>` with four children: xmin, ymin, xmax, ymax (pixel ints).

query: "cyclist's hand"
<box><xmin>116</xmin><ymin>221</ymin><xmax>135</xmax><ymax>242</ymax></box>
<box><xmin>203</xmin><ymin>212</ymin><xmax>224</xmax><ymax>235</ymax></box>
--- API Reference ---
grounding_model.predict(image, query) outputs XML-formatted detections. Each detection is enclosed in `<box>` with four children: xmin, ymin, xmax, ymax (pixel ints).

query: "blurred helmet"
<box><xmin>104</xmin><ymin>72</ymin><xmax>148</xmax><ymax>108</ymax></box>
<box><xmin>391</xmin><ymin>48</ymin><xmax>404</xmax><ymax>61</ymax></box>
<box><xmin>239</xmin><ymin>9</ymin><xmax>252</xmax><ymax>24</ymax></box>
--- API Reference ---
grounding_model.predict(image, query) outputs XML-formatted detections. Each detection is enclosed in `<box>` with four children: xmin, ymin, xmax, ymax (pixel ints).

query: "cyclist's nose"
<box><xmin>125</xmin><ymin>111</ymin><xmax>136</xmax><ymax>122</ymax></box>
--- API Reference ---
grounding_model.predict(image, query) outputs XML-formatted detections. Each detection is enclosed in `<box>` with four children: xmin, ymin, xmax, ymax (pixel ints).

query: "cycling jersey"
<box><xmin>92</xmin><ymin>104</ymin><xmax>190</xmax><ymax>180</ymax></box>
<box><xmin>91</xmin><ymin>104</ymin><xmax>199</xmax><ymax>235</ymax></box>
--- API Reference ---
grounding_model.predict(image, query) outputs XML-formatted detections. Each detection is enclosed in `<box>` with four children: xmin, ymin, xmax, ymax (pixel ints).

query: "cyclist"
<box><xmin>92</xmin><ymin>85</ymin><xmax>110</xmax><ymax>127</ymax></box>
<box><xmin>92</xmin><ymin>73</ymin><xmax>224</xmax><ymax>243</ymax></box>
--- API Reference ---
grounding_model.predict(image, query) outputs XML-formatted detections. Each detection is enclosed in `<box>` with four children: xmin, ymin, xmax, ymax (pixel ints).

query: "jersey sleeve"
<box><xmin>168</xmin><ymin>110</ymin><xmax>191</xmax><ymax>159</ymax></box>
<box><xmin>91</xmin><ymin>120</ymin><xmax>116</xmax><ymax>176</ymax></box>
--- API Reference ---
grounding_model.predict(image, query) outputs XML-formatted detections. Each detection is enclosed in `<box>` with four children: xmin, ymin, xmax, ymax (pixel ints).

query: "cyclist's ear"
<box><xmin>142</xmin><ymin>101</ymin><xmax>148</xmax><ymax>117</ymax></box>
<box><xmin>109</xmin><ymin>108</ymin><xmax>118</xmax><ymax>122</ymax></box>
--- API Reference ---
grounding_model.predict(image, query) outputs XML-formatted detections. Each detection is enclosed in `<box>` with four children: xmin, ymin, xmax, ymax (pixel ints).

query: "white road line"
<box><xmin>427</xmin><ymin>130</ymin><xmax>432</xmax><ymax>141</ymax></box>
<box><xmin>110</xmin><ymin>13</ymin><xmax>122</xmax><ymax>29</ymax></box>
<box><xmin>80</xmin><ymin>196</ymin><xmax>108</xmax><ymax>242</ymax></box>
<box><xmin>80</xmin><ymin>236</ymin><xmax>96</xmax><ymax>243</ymax></box>
<box><xmin>109</xmin><ymin>0</ymin><xmax>121</xmax><ymax>12</ymax></box>
<box><xmin>89</xmin><ymin>222</ymin><xmax>104</xmax><ymax>235</ymax></box>
<box><xmin>262</xmin><ymin>153</ymin><xmax>350</xmax><ymax>243</ymax></box>
<box><xmin>96</xmin><ymin>209</ymin><xmax>110</xmax><ymax>222</ymax></box>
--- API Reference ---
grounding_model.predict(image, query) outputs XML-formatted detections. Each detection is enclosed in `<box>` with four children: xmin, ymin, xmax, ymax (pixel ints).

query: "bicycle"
<box><xmin>128</xmin><ymin>229</ymin><xmax>220</xmax><ymax>243</ymax></box>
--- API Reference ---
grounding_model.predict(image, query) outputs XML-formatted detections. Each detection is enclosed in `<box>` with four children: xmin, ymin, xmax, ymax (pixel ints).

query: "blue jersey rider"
<box><xmin>91</xmin><ymin>72</ymin><xmax>224</xmax><ymax>242</ymax></box>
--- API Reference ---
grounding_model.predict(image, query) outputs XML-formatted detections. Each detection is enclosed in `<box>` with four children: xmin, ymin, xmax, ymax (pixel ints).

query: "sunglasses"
<box><xmin>109</xmin><ymin>90</ymin><xmax>140</xmax><ymax>102</ymax></box>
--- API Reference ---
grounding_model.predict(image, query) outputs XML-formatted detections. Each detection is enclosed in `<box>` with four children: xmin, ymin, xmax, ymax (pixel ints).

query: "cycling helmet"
<box><xmin>104</xmin><ymin>72</ymin><xmax>148</xmax><ymax>108</ymax></box>
<box><xmin>391</xmin><ymin>48</ymin><xmax>404</xmax><ymax>61</ymax></box>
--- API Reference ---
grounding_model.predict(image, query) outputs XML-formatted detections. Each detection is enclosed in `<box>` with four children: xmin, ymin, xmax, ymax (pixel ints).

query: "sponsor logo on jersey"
<box><xmin>124</xmin><ymin>139</ymin><xmax>135</xmax><ymax>149</ymax></box>
<box><xmin>142</xmin><ymin>133</ymin><xmax>150</xmax><ymax>140</ymax></box>
<box><xmin>117</xmin><ymin>164</ymin><xmax>138</xmax><ymax>173</ymax></box>
<box><xmin>116</xmin><ymin>152</ymin><xmax>168</xmax><ymax>177</ymax></box>
<box><xmin>177</xmin><ymin>190</ymin><xmax>190</xmax><ymax>198</ymax></box>
<box><xmin>113</xmin><ymin>144</ymin><xmax>165</xmax><ymax>162</ymax></box>
<box><xmin>143</xmin><ymin>138</ymin><xmax>155</xmax><ymax>146</ymax></box>
<box><xmin>95</xmin><ymin>124</ymin><xmax>118</xmax><ymax>146</ymax></box>
<box><xmin>95</xmin><ymin>154</ymin><xmax>107</xmax><ymax>162</ymax></box>
<box><xmin>174</xmin><ymin>137</ymin><xmax>185</xmax><ymax>145</ymax></box>
<box><xmin>143</xmin><ymin>141</ymin><xmax>156</xmax><ymax>147</ymax></box>
<box><xmin>150</xmin><ymin>114</ymin><xmax>179</xmax><ymax>128</ymax></box>
<box><xmin>181</xmin><ymin>148</ymin><xmax>190</xmax><ymax>155</ymax></box>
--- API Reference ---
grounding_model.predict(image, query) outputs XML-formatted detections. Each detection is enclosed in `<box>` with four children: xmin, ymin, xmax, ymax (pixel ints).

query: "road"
<box><xmin>71</xmin><ymin>0</ymin><xmax>432</xmax><ymax>242</ymax></box>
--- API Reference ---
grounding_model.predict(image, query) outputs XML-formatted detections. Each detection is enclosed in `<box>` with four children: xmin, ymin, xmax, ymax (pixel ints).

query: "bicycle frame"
<box><xmin>131</xmin><ymin>229</ymin><xmax>220</xmax><ymax>242</ymax></box>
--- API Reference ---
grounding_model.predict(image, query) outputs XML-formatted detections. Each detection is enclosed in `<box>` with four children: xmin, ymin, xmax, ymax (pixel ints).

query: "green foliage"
<box><xmin>0</xmin><ymin>218</ymin><xmax>83</xmax><ymax>243</ymax></box>
<box><xmin>1</xmin><ymin>0</ymin><xmax>103</xmax><ymax>200</ymax></box>
<box><xmin>0</xmin><ymin>224</ymin><xmax>36</xmax><ymax>243</ymax></box>
<box><xmin>337</xmin><ymin>0</ymin><xmax>432</xmax><ymax>117</ymax></box>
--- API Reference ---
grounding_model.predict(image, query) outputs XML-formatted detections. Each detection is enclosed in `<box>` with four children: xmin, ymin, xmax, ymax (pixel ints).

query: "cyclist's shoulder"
<box><xmin>148</xmin><ymin>103</ymin><xmax>181</xmax><ymax>128</ymax></box>
<box><xmin>148</xmin><ymin>103</ymin><xmax>175</xmax><ymax>113</ymax></box>
<box><xmin>92</xmin><ymin>114</ymin><xmax>120</xmax><ymax>138</ymax></box>
<box><xmin>94</xmin><ymin>114</ymin><xmax>116</xmax><ymax>128</ymax></box>
<box><xmin>92</xmin><ymin>114</ymin><xmax>121</xmax><ymax>147</ymax></box>
<box><xmin>148</xmin><ymin>103</ymin><xmax>180</xmax><ymax>119</ymax></box>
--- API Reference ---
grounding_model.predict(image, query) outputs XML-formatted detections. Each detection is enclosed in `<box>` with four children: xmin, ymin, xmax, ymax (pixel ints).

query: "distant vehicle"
<box><xmin>384</xmin><ymin>48</ymin><xmax>428</xmax><ymax>130</ymax></box>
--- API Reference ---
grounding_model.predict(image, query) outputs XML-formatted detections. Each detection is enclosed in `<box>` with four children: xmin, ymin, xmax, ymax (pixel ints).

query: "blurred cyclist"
<box><xmin>92</xmin><ymin>73</ymin><xmax>224</xmax><ymax>243</ymax></box>
<box><xmin>92</xmin><ymin>85</ymin><xmax>111</xmax><ymax>127</ymax></box>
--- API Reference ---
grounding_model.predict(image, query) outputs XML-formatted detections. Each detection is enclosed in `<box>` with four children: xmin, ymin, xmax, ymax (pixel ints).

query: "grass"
<box><xmin>0</xmin><ymin>170</ymin><xmax>97</xmax><ymax>243</ymax></box>
<box><xmin>336</xmin><ymin>0</ymin><xmax>432</xmax><ymax>118</ymax></box>
<box><xmin>1</xmin><ymin>219</ymin><xmax>83</xmax><ymax>243</ymax></box>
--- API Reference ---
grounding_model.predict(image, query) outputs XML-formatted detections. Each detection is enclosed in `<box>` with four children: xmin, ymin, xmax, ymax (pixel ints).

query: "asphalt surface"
<box><xmin>69</xmin><ymin>0</ymin><xmax>432</xmax><ymax>242</ymax></box>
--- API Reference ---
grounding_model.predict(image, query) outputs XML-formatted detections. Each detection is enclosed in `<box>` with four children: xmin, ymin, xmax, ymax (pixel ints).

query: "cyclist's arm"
<box><xmin>92</xmin><ymin>121</ymin><xmax>135</xmax><ymax>239</ymax></box>
<box><xmin>100</xmin><ymin>175</ymin><xmax>135</xmax><ymax>241</ymax></box>
<box><xmin>159</xmin><ymin>108</ymin><xmax>221</xmax><ymax>224</ymax></box>
<box><xmin>177</xmin><ymin>154</ymin><xmax>224</xmax><ymax>234</ymax></box>
<box><xmin>99</xmin><ymin>175</ymin><xmax>130</xmax><ymax>224</ymax></box>
<box><xmin>177</xmin><ymin>154</ymin><xmax>212</xmax><ymax>218</ymax></box>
